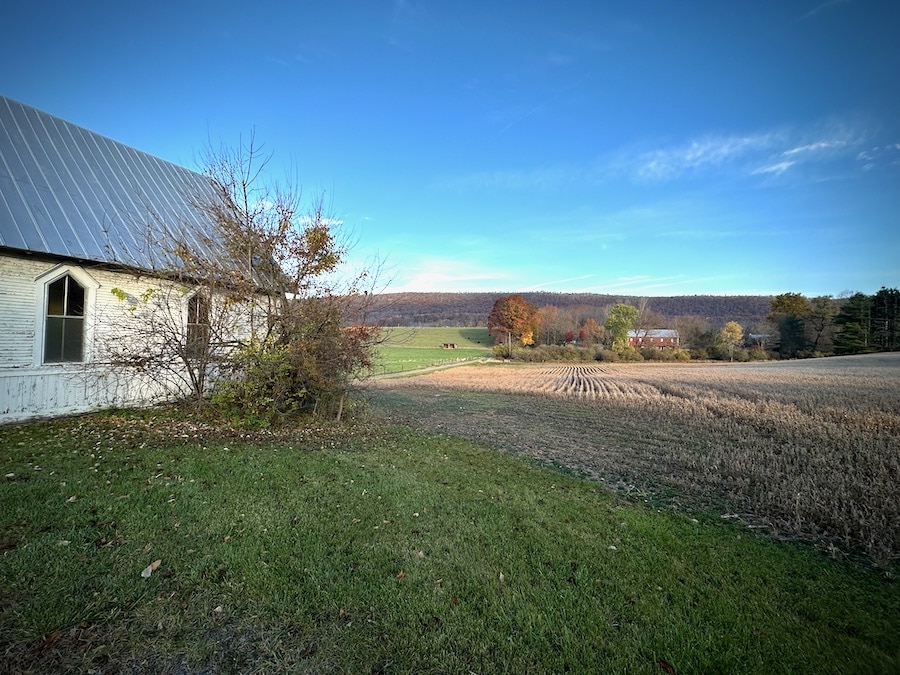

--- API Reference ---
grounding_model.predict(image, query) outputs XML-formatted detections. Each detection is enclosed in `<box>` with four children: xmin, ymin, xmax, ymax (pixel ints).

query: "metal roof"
<box><xmin>628</xmin><ymin>329</ymin><xmax>679</xmax><ymax>338</ymax></box>
<box><xmin>0</xmin><ymin>96</ymin><xmax>221</xmax><ymax>270</ymax></box>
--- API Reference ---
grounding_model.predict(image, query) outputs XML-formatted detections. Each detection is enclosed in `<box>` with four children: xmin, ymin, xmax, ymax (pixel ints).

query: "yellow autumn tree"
<box><xmin>488</xmin><ymin>294</ymin><xmax>538</xmax><ymax>351</ymax></box>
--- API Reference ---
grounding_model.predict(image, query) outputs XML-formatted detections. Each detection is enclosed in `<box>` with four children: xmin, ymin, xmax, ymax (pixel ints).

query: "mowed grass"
<box><xmin>1</xmin><ymin>410</ymin><xmax>898</xmax><ymax>673</ymax></box>
<box><xmin>374</xmin><ymin>326</ymin><xmax>492</xmax><ymax>374</ymax></box>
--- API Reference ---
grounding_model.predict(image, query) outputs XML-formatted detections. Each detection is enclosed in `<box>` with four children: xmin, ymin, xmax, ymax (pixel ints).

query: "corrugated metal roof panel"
<box><xmin>0</xmin><ymin>96</ymin><xmax>221</xmax><ymax>270</ymax></box>
<box><xmin>628</xmin><ymin>329</ymin><xmax>679</xmax><ymax>338</ymax></box>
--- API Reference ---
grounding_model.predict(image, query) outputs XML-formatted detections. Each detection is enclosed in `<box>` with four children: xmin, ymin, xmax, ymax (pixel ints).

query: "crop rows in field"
<box><xmin>536</xmin><ymin>365</ymin><xmax>661</xmax><ymax>400</ymax></box>
<box><xmin>369</xmin><ymin>354</ymin><xmax>900</xmax><ymax>561</ymax></box>
<box><xmin>376</xmin><ymin>363</ymin><xmax>664</xmax><ymax>401</ymax></box>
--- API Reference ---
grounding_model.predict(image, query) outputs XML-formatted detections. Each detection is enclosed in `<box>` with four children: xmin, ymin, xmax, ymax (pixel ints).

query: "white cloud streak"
<box><xmin>633</xmin><ymin>133</ymin><xmax>777</xmax><ymax>181</ymax></box>
<box><xmin>392</xmin><ymin>257</ymin><xmax>509</xmax><ymax>293</ymax></box>
<box><xmin>752</xmin><ymin>160</ymin><xmax>797</xmax><ymax>176</ymax></box>
<box><xmin>803</xmin><ymin>0</ymin><xmax>851</xmax><ymax>20</ymax></box>
<box><xmin>446</xmin><ymin>119</ymin><xmax>874</xmax><ymax>193</ymax></box>
<box><xmin>521</xmin><ymin>274</ymin><xmax>596</xmax><ymax>292</ymax></box>
<box><xmin>783</xmin><ymin>140</ymin><xmax>846</xmax><ymax>156</ymax></box>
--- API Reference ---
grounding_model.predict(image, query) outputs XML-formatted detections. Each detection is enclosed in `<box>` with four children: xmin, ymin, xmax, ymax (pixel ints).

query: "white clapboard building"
<box><xmin>0</xmin><ymin>96</ymin><xmax>235</xmax><ymax>423</ymax></box>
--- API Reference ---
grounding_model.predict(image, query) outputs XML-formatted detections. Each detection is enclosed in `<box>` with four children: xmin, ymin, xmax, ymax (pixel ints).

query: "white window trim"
<box><xmin>33</xmin><ymin>264</ymin><xmax>100</xmax><ymax>367</ymax></box>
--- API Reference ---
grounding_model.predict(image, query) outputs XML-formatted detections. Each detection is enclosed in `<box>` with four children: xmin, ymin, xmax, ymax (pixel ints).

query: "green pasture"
<box><xmin>373</xmin><ymin>326</ymin><xmax>493</xmax><ymax>374</ymax></box>
<box><xmin>1</xmin><ymin>410</ymin><xmax>896</xmax><ymax>673</ymax></box>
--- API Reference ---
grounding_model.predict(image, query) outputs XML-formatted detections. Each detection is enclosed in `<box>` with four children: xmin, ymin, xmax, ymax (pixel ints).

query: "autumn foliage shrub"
<box><xmin>614</xmin><ymin>347</ymin><xmax>644</xmax><ymax>361</ymax></box>
<box><xmin>212</xmin><ymin>299</ymin><xmax>378</xmax><ymax>425</ymax></box>
<box><xmin>511</xmin><ymin>344</ymin><xmax>597</xmax><ymax>362</ymax></box>
<box><xmin>639</xmin><ymin>347</ymin><xmax>690</xmax><ymax>361</ymax></box>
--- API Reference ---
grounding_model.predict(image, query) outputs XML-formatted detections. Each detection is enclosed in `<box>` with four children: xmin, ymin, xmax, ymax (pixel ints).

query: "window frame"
<box><xmin>34</xmin><ymin>264</ymin><xmax>99</xmax><ymax>367</ymax></box>
<box><xmin>185</xmin><ymin>290</ymin><xmax>211</xmax><ymax>360</ymax></box>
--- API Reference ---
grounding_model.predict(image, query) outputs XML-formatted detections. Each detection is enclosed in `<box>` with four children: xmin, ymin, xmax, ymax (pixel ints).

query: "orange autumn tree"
<box><xmin>488</xmin><ymin>294</ymin><xmax>538</xmax><ymax>350</ymax></box>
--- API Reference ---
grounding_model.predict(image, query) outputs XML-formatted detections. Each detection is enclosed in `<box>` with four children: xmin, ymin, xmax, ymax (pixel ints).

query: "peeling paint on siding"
<box><xmin>0</xmin><ymin>253</ymin><xmax>194</xmax><ymax>423</ymax></box>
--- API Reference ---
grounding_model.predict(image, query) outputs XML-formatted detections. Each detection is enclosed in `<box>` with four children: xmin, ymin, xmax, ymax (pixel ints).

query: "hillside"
<box><xmin>368</xmin><ymin>292</ymin><xmax>773</xmax><ymax>327</ymax></box>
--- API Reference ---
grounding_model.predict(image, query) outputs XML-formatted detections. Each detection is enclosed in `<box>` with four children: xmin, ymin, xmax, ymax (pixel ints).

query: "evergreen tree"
<box><xmin>767</xmin><ymin>293</ymin><xmax>811</xmax><ymax>358</ymax></box>
<box><xmin>872</xmin><ymin>287</ymin><xmax>900</xmax><ymax>351</ymax></box>
<box><xmin>833</xmin><ymin>293</ymin><xmax>873</xmax><ymax>355</ymax></box>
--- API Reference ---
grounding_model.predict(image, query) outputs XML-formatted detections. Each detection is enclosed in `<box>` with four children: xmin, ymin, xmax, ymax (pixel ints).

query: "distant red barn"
<box><xmin>628</xmin><ymin>329</ymin><xmax>679</xmax><ymax>349</ymax></box>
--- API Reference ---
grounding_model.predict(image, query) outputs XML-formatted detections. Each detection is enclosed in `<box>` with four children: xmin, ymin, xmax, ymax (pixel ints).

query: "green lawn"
<box><xmin>374</xmin><ymin>326</ymin><xmax>493</xmax><ymax>374</ymax></box>
<box><xmin>1</xmin><ymin>409</ymin><xmax>897</xmax><ymax>673</ymax></box>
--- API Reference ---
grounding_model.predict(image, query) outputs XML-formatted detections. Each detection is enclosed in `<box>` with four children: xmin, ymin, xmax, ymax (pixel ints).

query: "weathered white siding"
<box><xmin>0</xmin><ymin>253</ymin><xmax>207</xmax><ymax>423</ymax></box>
<box><xmin>0</xmin><ymin>255</ymin><xmax>39</xmax><ymax>366</ymax></box>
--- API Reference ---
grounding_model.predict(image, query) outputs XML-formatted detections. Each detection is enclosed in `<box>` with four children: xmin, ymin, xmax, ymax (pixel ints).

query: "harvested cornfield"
<box><xmin>376</xmin><ymin>362</ymin><xmax>661</xmax><ymax>399</ymax></box>
<box><xmin>369</xmin><ymin>353</ymin><xmax>900</xmax><ymax>562</ymax></box>
<box><xmin>535</xmin><ymin>365</ymin><xmax>660</xmax><ymax>399</ymax></box>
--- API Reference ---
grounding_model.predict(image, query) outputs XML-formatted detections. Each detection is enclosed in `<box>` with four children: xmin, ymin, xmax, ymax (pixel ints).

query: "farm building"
<box><xmin>628</xmin><ymin>329</ymin><xmax>679</xmax><ymax>349</ymax></box>
<box><xmin>0</xmin><ymin>96</ymin><xmax>244</xmax><ymax>423</ymax></box>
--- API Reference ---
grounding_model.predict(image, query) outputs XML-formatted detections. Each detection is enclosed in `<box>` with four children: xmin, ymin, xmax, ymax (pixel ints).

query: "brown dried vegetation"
<box><xmin>370</xmin><ymin>353</ymin><xmax>900</xmax><ymax>562</ymax></box>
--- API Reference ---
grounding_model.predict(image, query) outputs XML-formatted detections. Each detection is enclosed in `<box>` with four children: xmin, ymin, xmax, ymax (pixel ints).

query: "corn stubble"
<box><xmin>372</xmin><ymin>353</ymin><xmax>900</xmax><ymax>562</ymax></box>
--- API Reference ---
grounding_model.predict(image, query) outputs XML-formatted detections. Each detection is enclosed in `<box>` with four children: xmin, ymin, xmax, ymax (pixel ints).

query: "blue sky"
<box><xmin>2</xmin><ymin>0</ymin><xmax>898</xmax><ymax>296</ymax></box>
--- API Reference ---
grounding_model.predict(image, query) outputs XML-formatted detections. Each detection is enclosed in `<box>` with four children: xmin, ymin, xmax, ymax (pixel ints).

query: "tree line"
<box><xmin>487</xmin><ymin>289</ymin><xmax>900</xmax><ymax>362</ymax></box>
<box><xmin>767</xmin><ymin>288</ymin><xmax>899</xmax><ymax>358</ymax></box>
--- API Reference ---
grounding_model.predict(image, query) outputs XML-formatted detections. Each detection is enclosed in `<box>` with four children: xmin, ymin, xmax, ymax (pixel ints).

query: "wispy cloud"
<box><xmin>752</xmin><ymin>160</ymin><xmax>797</xmax><ymax>176</ymax></box>
<box><xmin>632</xmin><ymin>133</ymin><xmax>779</xmax><ymax>181</ymax></box>
<box><xmin>783</xmin><ymin>140</ymin><xmax>846</xmax><ymax>156</ymax></box>
<box><xmin>393</xmin><ymin>257</ymin><xmax>509</xmax><ymax>292</ymax></box>
<box><xmin>497</xmin><ymin>73</ymin><xmax>592</xmax><ymax>137</ymax></box>
<box><xmin>802</xmin><ymin>0</ymin><xmax>851</xmax><ymax>20</ymax></box>
<box><xmin>578</xmin><ymin>274</ymin><xmax>747</xmax><ymax>295</ymax></box>
<box><xmin>443</xmin><ymin>165</ymin><xmax>581</xmax><ymax>191</ymax></box>
<box><xmin>620</xmin><ymin>120</ymin><xmax>873</xmax><ymax>183</ymax></box>
<box><xmin>579</xmin><ymin>275</ymin><xmax>695</xmax><ymax>294</ymax></box>
<box><xmin>446</xmin><ymin>119</ymin><xmax>875</xmax><ymax>193</ymax></box>
<box><xmin>521</xmin><ymin>274</ymin><xmax>596</xmax><ymax>292</ymax></box>
<box><xmin>855</xmin><ymin>143</ymin><xmax>900</xmax><ymax>171</ymax></box>
<box><xmin>387</xmin><ymin>0</ymin><xmax>430</xmax><ymax>52</ymax></box>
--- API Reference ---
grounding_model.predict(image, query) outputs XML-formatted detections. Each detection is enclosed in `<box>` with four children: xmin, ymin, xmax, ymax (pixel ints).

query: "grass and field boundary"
<box><xmin>1</xmin><ymin>340</ymin><xmax>898</xmax><ymax>673</ymax></box>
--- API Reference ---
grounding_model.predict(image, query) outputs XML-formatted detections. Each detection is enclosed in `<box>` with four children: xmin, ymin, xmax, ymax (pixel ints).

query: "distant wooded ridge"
<box><xmin>368</xmin><ymin>292</ymin><xmax>774</xmax><ymax>327</ymax></box>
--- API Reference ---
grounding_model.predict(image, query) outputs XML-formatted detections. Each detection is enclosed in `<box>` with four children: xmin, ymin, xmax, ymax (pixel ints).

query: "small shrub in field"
<box><xmin>508</xmin><ymin>346</ymin><xmax>542</xmax><ymax>362</ymax></box>
<box><xmin>748</xmin><ymin>347</ymin><xmax>771</xmax><ymax>361</ymax></box>
<box><xmin>615</xmin><ymin>347</ymin><xmax>644</xmax><ymax>362</ymax></box>
<box><xmin>514</xmin><ymin>344</ymin><xmax>596</xmax><ymax>362</ymax></box>
<box><xmin>639</xmin><ymin>347</ymin><xmax>691</xmax><ymax>361</ymax></box>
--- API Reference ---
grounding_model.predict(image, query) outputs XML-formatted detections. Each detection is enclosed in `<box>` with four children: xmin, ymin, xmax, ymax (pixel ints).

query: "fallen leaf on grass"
<box><xmin>141</xmin><ymin>559</ymin><xmax>162</xmax><ymax>579</ymax></box>
<box><xmin>657</xmin><ymin>658</ymin><xmax>677</xmax><ymax>674</ymax></box>
<box><xmin>395</xmin><ymin>570</ymin><xmax>407</xmax><ymax>580</ymax></box>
